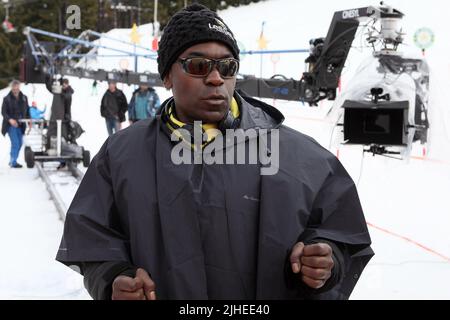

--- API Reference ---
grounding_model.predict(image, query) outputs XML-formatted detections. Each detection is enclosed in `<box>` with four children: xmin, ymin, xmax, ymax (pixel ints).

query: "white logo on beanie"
<box><xmin>208</xmin><ymin>18</ymin><xmax>234</xmax><ymax>40</ymax></box>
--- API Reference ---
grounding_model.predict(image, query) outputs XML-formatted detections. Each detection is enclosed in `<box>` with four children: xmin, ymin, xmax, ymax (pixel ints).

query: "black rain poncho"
<box><xmin>56</xmin><ymin>93</ymin><xmax>373</xmax><ymax>299</ymax></box>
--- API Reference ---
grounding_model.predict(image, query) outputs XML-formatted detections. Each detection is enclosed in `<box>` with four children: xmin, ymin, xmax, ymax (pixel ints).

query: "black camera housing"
<box><xmin>343</xmin><ymin>99</ymin><xmax>409</xmax><ymax>146</ymax></box>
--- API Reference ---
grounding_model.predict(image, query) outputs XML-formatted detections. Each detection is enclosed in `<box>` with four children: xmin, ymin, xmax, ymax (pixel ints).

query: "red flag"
<box><xmin>152</xmin><ymin>37</ymin><xmax>159</xmax><ymax>51</ymax></box>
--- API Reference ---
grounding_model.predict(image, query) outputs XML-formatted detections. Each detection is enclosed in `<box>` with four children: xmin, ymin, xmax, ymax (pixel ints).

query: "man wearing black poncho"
<box><xmin>56</xmin><ymin>4</ymin><xmax>373</xmax><ymax>300</ymax></box>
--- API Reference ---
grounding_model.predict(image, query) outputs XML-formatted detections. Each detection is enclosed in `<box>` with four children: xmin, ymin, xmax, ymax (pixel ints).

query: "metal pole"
<box><xmin>58</xmin><ymin>3</ymin><xmax>63</xmax><ymax>35</ymax></box>
<box><xmin>114</xmin><ymin>5</ymin><xmax>117</xmax><ymax>29</ymax></box>
<box><xmin>259</xmin><ymin>22</ymin><xmax>265</xmax><ymax>78</ymax></box>
<box><xmin>137</xmin><ymin>0</ymin><xmax>141</xmax><ymax>26</ymax></box>
<box><xmin>5</xmin><ymin>5</ymin><xmax>9</xmax><ymax>20</ymax></box>
<box><xmin>240</xmin><ymin>49</ymin><xmax>309</xmax><ymax>55</ymax></box>
<box><xmin>57</xmin><ymin>119</ymin><xmax>62</xmax><ymax>157</ymax></box>
<box><xmin>134</xmin><ymin>44</ymin><xmax>137</xmax><ymax>72</ymax></box>
<box><xmin>154</xmin><ymin>0</ymin><xmax>158</xmax><ymax>26</ymax></box>
<box><xmin>36</xmin><ymin>163</ymin><xmax>67</xmax><ymax>221</ymax></box>
<box><xmin>87</xmin><ymin>30</ymin><xmax>154</xmax><ymax>53</ymax></box>
<box><xmin>260</xmin><ymin>55</ymin><xmax>263</xmax><ymax>78</ymax></box>
<box><xmin>57</xmin><ymin>53</ymin><xmax>156</xmax><ymax>59</ymax></box>
<box><xmin>97</xmin><ymin>0</ymin><xmax>102</xmax><ymax>31</ymax></box>
<box><xmin>129</xmin><ymin>6</ymin><xmax>133</xmax><ymax>27</ymax></box>
<box><xmin>27</xmin><ymin>27</ymin><xmax>151</xmax><ymax>57</ymax></box>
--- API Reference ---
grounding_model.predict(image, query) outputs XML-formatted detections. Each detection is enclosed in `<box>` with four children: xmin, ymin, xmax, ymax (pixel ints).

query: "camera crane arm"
<box><xmin>237</xmin><ymin>5</ymin><xmax>403</xmax><ymax>105</ymax></box>
<box><xmin>20</xmin><ymin>4</ymin><xmax>403</xmax><ymax>106</ymax></box>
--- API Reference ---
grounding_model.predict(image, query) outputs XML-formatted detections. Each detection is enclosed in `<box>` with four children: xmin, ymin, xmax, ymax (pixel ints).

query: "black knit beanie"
<box><xmin>157</xmin><ymin>3</ymin><xmax>240</xmax><ymax>80</ymax></box>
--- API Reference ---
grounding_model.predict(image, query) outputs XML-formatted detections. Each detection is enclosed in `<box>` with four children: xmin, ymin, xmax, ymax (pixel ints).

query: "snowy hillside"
<box><xmin>1</xmin><ymin>0</ymin><xmax>449</xmax><ymax>299</ymax></box>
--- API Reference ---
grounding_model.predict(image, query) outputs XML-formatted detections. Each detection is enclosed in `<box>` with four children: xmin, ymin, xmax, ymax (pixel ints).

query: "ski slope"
<box><xmin>1</xmin><ymin>0</ymin><xmax>450</xmax><ymax>299</ymax></box>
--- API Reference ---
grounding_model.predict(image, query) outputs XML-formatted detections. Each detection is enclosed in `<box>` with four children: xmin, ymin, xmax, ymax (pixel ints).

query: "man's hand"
<box><xmin>111</xmin><ymin>268</ymin><xmax>156</xmax><ymax>300</ymax></box>
<box><xmin>290</xmin><ymin>242</ymin><xmax>334</xmax><ymax>289</ymax></box>
<box><xmin>8</xmin><ymin>119</ymin><xmax>18</xmax><ymax>127</ymax></box>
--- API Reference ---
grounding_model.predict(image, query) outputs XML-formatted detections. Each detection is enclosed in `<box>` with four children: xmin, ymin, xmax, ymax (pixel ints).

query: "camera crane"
<box><xmin>20</xmin><ymin>4</ymin><xmax>401</xmax><ymax>104</ymax></box>
<box><xmin>19</xmin><ymin>3</ymin><xmax>430</xmax><ymax>157</ymax></box>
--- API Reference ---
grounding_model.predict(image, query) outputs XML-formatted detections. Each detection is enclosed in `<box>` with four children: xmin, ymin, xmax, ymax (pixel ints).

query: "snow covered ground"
<box><xmin>1</xmin><ymin>0</ymin><xmax>449</xmax><ymax>299</ymax></box>
<box><xmin>0</xmin><ymin>164</ymin><xmax>90</xmax><ymax>299</ymax></box>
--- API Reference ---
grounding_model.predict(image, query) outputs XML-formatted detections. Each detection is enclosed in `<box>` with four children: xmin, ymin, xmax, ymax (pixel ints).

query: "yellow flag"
<box><xmin>257</xmin><ymin>35</ymin><xmax>269</xmax><ymax>50</ymax></box>
<box><xmin>130</xmin><ymin>23</ymin><xmax>142</xmax><ymax>45</ymax></box>
<box><xmin>257</xmin><ymin>22</ymin><xmax>269</xmax><ymax>50</ymax></box>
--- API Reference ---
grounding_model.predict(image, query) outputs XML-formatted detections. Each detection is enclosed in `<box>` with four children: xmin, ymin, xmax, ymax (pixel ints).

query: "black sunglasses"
<box><xmin>178</xmin><ymin>57</ymin><xmax>240</xmax><ymax>79</ymax></box>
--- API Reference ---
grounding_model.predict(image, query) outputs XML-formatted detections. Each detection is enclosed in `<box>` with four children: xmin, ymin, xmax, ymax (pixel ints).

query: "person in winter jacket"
<box><xmin>47</xmin><ymin>78</ymin><xmax>74</xmax><ymax>169</ymax></box>
<box><xmin>29</xmin><ymin>101</ymin><xmax>46</xmax><ymax>120</ymax></box>
<box><xmin>1</xmin><ymin>80</ymin><xmax>29</xmax><ymax>168</ymax></box>
<box><xmin>56</xmin><ymin>4</ymin><xmax>373</xmax><ymax>300</ymax></box>
<box><xmin>100</xmin><ymin>81</ymin><xmax>128</xmax><ymax>136</ymax></box>
<box><xmin>47</xmin><ymin>78</ymin><xmax>74</xmax><ymax>139</ymax></box>
<box><xmin>128</xmin><ymin>84</ymin><xmax>160</xmax><ymax>124</ymax></box>
<box><xmin>49</xmin><ymin>78</ymin><xmax>73</xmax><ymax>122</ymax></box>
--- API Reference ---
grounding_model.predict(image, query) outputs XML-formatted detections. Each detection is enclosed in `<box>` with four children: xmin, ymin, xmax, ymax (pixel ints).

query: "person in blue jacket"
<box><xmin>128</xmin><ymin>84</ymin><xmax>160</xmax><ymax>124</ymax></box>
<box><xmin>29</xmin><ymin>101</ymin><xmax>46</xmax><ymax>120</ymax></box>
<box><xmin>1</xmin><ymin>80</ymin><xmax>29</xmax><ymax>168</ymax></box>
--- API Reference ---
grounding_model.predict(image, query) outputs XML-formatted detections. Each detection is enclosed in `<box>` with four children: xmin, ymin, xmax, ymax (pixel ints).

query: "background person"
<box><xmin>1</xmin><ymin>80</ymin><xmax>29</xmax><ymax>168</ymax></box>
<box><xmin>128</xmin><ymin>84</ymin><xmax>160</xmax><ymax>124</ymax></box>
<box><xmin>100</xmin><ymin>81</ymin><xmax>128</xmax><ymax>136</ymax></box>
